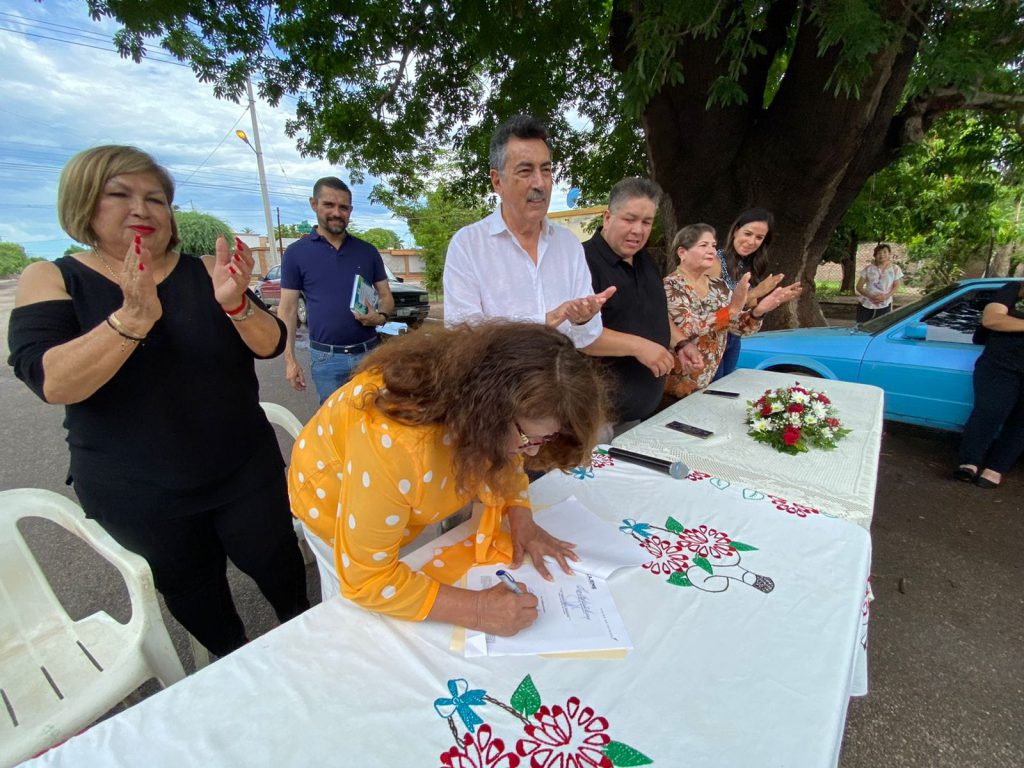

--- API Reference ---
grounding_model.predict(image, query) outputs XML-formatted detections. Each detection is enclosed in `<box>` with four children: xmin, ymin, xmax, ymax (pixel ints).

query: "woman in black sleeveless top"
<box><xmin>7</xmin><ymin>146</ymin><xmax>308</xmax><ymax>656</ymax></box>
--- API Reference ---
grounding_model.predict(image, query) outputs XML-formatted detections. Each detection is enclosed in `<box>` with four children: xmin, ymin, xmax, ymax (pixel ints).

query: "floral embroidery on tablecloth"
<box><xmin>622</xmin><ymin>517</ymin><xmax>774</xmax><ymax>594</ymax></box>
<box><xmin>569</xmin><ymin>449</ymin><xmax>614</xmax><ymax>481</ymax></box>
<box><xmin>435</xmin><ymin>675</ymin><xmax>652</xmax><ymax>767</ymax></box>
<box><xmin>766</xmin><ymin>495</ymin><xmax>820</xmax><ymax>518</ymax></box>
<box><xmin>686</xmin><ymin>470</ymin><xmax>712</xmax><ymax>482</ymax></box>
<box><xmin>590</xmin><ymin>448</ymin><xmax>615</xmax><ymax>470</ymax></box>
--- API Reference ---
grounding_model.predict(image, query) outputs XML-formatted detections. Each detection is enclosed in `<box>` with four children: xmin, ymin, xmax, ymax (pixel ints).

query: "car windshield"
<box><xmin>857</xmin><ymin>284</ymin><xmax>963</xmax><ymax>335</ymax></box>
<box><xmin>384</xmin><ymin>264</ymin><xmax>398</xmax><ymax>282</ymax></box>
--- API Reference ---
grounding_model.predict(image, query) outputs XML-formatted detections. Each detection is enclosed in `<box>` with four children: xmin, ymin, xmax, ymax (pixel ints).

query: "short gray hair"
<box><xmin>489</xmin><ymin>115</ymin><xmax>551</xmax><ymax>174</ymax></box>
<box><xmin>608</xmin><ymin>177</ymin><xmax>662</xmax><ymax>212</ymax></box>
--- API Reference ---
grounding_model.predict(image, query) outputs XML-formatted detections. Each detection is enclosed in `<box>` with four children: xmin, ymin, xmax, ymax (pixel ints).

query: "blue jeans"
<box><xmin>713</xmin><ymin>333</ymin><xmax>741</xmax><ymax>381</ymax></box>
<box><xmin>310</xmin><ymin>348</ymin><xmax>368</xmax><ymax>404</ymax></box>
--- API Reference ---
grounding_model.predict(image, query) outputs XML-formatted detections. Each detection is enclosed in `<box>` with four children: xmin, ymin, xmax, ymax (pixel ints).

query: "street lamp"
<box><xmin>235</xmin><ymin>80</ymin><xmax>279</xmax><ymax>270</ymax></box>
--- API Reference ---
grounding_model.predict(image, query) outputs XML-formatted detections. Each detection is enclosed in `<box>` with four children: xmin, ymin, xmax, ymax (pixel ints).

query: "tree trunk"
<box><xmin>614</xmin><ymin>1</ymin><xmax>925</xmax><ymax>329</ymax></box>
<box><xmin>840</xmin><ymin>234</ymin><xmax>859</xmax><ymax>294</ymax></box>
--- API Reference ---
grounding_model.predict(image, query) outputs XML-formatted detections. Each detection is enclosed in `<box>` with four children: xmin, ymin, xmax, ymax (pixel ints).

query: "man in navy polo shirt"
<box><xmin>279</xmin><ymin>177</ymin><xmax>394</xmax><ymax>403</ymax></box>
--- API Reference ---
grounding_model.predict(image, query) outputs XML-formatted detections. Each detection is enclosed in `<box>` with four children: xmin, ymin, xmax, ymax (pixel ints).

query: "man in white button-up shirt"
<box><xmin>444</xmin><ymin>115</ymin><xmax>618</xmax><ymax>349</ymax></box>
<box><xmin>444</xmin><ymin>116</ymin><xmax>706</xmax><ymax>410</ymax></box>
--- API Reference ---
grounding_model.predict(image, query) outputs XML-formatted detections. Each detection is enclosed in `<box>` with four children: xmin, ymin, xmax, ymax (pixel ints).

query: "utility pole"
<box><xmin>242</xmin><ymin>78</ymin><xmax>278</xmax><ymax>269</ymax></box>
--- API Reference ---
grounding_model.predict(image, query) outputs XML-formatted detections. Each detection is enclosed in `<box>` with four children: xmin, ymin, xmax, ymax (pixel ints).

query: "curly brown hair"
<box><xmin>353</xmin><ymin>322</ymin><xmax>609</xmax><ymax>497</ymax></box>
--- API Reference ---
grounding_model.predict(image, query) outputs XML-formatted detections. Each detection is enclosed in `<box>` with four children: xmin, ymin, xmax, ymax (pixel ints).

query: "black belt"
<box><xmin>309</xmin><ymin>337</ymin><xmax>380</xmax><ymax>354</ymax></box>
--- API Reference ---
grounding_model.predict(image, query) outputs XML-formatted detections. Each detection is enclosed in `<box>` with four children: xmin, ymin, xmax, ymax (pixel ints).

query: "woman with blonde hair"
<box><xmin>8</xmin><ymin>145</ymin><xmax>308</xmax><ymax>656</ymax></box>
<box><xmin>290</xmin><ymin>321</ymin><xmax>609</xmax><ymax>637</ymax></box>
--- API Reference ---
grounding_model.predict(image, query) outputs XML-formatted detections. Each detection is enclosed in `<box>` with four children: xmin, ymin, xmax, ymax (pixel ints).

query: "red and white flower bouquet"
<box><xmin>745</xmin><ymin>383</ymin><xmax>851</xmax><ymax>455</ymax></box>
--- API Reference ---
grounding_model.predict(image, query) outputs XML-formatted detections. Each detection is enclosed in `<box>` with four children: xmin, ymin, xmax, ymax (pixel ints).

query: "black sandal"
<box><xmin>974</xmin><ymin>475</ymin><xmax>1000</xmax><ymax>490</ymax></box>
<box><xmin>953</xmin><ymin>466</ymin><xmax>977</xmax><ymax>483</ymax></box>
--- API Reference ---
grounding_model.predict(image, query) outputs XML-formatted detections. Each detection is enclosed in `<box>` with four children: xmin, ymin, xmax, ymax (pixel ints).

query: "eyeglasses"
<box><xmin>514</xmin><ymin>420</ymin><xmax>560</xmax><ymax>448</ymax></box>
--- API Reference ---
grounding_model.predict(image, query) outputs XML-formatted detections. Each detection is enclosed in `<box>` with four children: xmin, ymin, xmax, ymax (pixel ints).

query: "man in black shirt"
<box><xmin>583</xmin><ymin>178</ymin><xmax>702</xmax><ymax>432</ymax></box>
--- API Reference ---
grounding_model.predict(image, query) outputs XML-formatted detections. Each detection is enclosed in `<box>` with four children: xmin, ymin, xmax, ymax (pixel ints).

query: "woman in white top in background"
<box><xmin>855</xmin><ymin>244</ymin><xmax>903</xmax><ymax>323</ymax></box>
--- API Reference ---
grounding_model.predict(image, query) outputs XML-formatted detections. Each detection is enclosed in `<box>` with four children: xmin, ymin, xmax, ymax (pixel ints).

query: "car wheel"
<box><xmin>253</xmin><ymin>285</ymin><xmax>262</xmax><ymax>301</ymax></box>
<box><xmin>767</xmin><ymin>365</ymin><xmax>823</xmax><ymax>378</ymax></box>
<box><xmin>297</xmin><ymin>296</ymin><xmax>308</xmax><ymax>326</ymax></box>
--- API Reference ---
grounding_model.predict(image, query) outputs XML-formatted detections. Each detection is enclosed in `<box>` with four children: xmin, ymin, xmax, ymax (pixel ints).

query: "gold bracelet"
<box><xmin>106</xmin><ymin>313</ymin><xmax>146</xmax><ymax>341</ymax></box>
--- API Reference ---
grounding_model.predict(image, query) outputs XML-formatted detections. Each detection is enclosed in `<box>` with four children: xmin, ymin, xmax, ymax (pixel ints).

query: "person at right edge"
<box><xmin>954</xmin><ymin>280</ymin><xmax>1024</xmax><ymax>490</ymax></box>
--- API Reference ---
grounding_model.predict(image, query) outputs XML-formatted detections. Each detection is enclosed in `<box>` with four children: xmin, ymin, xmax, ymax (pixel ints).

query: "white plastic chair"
<box><xmin>0</xmin><ymin>488</ymin><xmax>186</xmax><ymax>767</ymax></box>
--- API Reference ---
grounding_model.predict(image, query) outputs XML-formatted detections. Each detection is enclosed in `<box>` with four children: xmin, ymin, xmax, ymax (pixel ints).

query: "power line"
<box><xmin>0</xmin><ymin>25</ymin><xmax>191</xmax><ymax>68</ymax></box>
<box><xmin>180</xmin><ymin>108</ymin><xmax>251</xmax><ymax>184</ymax></box>
<box><xmin>0</xmin><ymin>11</ymin><xmax>118</xmax><ymax>42</ymax></box>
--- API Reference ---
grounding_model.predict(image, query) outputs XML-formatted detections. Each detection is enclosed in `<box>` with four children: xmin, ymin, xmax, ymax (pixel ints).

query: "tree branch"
<box><xmin>895</xmin><ymin>85</ymin><xmax>1024</xmax><ymax>146</ymax></box>
<box><xmin>375</xmin><ymin>38</ymin><xmax>417</xmax><ymax>117</ymax></box>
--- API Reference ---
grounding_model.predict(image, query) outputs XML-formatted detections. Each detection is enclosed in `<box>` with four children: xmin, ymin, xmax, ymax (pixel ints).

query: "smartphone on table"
<box><xmin>702</xmin><ymin>389</ymin><xmax>740</xmax><ymax>399</ymax></box>
<box><xmin>665</xmin><ymin>421</ymin><xmax>714</xmax><ymax>439</ymax></box>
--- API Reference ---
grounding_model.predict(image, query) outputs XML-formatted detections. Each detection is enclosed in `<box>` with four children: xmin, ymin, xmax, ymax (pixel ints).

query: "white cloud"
<box><xmin>0</xmin><ymin>1</ymin><xmax>412</xmax><ymax>259</ymax></box>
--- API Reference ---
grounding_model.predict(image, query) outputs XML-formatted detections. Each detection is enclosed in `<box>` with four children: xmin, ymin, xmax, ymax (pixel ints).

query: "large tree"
<box><xmin>89</xmin><ymin>0</ymin><xmax>1024</xmax><ymax>325</ymax></box>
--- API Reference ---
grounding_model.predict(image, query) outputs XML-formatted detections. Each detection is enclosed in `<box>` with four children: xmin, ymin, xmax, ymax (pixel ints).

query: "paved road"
<box><xmin>1</xmin><ymin>279</ymin><xmax>1021</xmax><ymax>766</ymax></box>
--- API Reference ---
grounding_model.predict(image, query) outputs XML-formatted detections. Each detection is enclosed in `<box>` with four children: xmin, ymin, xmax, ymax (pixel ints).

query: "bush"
<box><xmin>175</xmin><ymin>211</ymin><xmax>233</xmax><ymax>256</ymax></box>
<box><xmin>0</xmin><ymin>242</ymin><xmax>37</xmax><ymax>277</ymax></box>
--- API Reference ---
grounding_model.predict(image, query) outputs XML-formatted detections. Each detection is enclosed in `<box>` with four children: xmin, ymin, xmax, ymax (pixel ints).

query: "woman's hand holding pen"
<box><xmin>473</xmin><ymin>582</ymin><xmax>538</xmax><ymax>636</ymax></box>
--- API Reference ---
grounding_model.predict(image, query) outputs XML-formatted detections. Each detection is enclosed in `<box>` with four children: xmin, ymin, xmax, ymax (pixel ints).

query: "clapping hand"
<box><xmin>118</xmin><ymin>235</ymin><xmax>162</xmax><ymax>330</ymax></box>
<box><xmin>211</xmin><ymin>236</ymin><xmax>253</xmax><ymax>310</ymax></box>
<box><xmin>675</xmin><ymin>341</ymin><xmax>705</xmax><ymax>375</ymax></box>
<box><xmin>748</xmin><ymin>273</ymin><xmax>784</xmax><ymax>303</ymax></box>
<box><xmin>756</xmin><ymin>281</ymin><xmax>804</xmax><ymax>315</ymax></box>
<box><xmin>546</xmin><ymin>286</ymin><xmax>617</xmax><ymax>327</ymax></box>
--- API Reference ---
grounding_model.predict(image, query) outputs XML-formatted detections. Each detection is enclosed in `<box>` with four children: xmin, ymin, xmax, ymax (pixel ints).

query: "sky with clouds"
<box><xmin>0</xmin><ymin>1</ymin><xmax>425</xmax><ymax>260</ymax></box>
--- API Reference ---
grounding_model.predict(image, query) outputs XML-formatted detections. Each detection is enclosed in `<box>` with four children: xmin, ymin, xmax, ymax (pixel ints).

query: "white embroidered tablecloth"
<box><xmin>27</xmin><ymin>457</ymin><xmax>870</xmax><ymax>768</ymax></box>
<box><xmin>612</xmin><ymin>368</ymin><xmax>884</xmax><ymax>529</ymax></box>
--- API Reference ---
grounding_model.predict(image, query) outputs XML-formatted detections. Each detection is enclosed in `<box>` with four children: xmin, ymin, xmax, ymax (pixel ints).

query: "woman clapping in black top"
<box><xmin>8</xmin><ymin>145</ymin><xmax>308</xmax><ymax>655</ymax></box>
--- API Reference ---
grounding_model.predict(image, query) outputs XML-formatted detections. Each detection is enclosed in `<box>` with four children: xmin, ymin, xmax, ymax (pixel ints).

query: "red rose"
<box><xmin>787</xmin><ymin>403</ymin><xmax>805</xmax><ymax>413</ymax></box>
<box><xmin>783</xmin><ymin>426</ymin><xmax>801</xmax><ymax>446</ymax></box>
<box><xmin>817</xmin><ymin>394</ymin><xmax>831</xmax><ymax>405</ymax></box>
<box><xmin>791</xmin><ymin>387</ymin><xmax>808</xmax><ymax>395</ymax></box>
<box><xmin>826</xmin><ymin>417</ymin><xmax>840</xmax><ymax>428</ymax></box>
<box><xmin>761</xmin><ymin>404</ymin><xmax>773</xmax><ymax>416</ymax></box>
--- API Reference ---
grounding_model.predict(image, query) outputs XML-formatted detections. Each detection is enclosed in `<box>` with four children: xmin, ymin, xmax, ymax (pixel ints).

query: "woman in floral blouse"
<box><xmin>663</xmin><ymin>224</ymin><xmax>801</xmax><ymax>398</ymax></box>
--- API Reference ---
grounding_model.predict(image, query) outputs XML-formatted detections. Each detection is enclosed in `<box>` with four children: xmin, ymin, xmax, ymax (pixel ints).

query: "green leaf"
<box><xmin>510</xmin><ymin>675</ymin><xmax>541</xmax><ymax>718</ymax></box>
<box><xmin>604</xmin><ymin>740</ymin><xmax>654</xmax><ymax>766</ymax></box>
<box><xmin>730</xmin><ymin>541</ymin><xmax>757</xmax><ymax>551</ymax></box>
<box><xmin>665</xmin><ymin>516</ymin><xmax>684</xmax><ymax>534</ymax></box>
<box><xmin>694</xmin><ymin>556</ymin><xmax>713</xmax><ymax>575</ymax></box>
<box><xmin>666</xmin><ymin>571</ymin><xmax>692</xmax><ymax>587</ymax></box>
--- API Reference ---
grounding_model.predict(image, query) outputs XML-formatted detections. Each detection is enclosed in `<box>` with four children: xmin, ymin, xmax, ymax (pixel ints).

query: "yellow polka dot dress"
<box><xmin>289</xmin><ymin>371</ymin><xmax>531</xmax><ymax>621</ymax></box>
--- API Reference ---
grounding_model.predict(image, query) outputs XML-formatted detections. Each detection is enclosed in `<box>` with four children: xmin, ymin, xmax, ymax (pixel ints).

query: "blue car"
<box><xmin>736</xmin><ymin>278</ymin><xmax>1024</xmax><ymax>432</ymax></box>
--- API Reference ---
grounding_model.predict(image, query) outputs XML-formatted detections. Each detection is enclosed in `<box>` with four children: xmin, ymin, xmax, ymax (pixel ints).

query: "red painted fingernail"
<box><xmin>135</xmin><ymin>244</ymin><xmax>141</xmax><ymax>254</ymax></box>
<box><xmin>134</xmin><ymin>235</ymin><xmax>141</xmax><ymax>244</ymax></box>
<box><xmin>235</xmin><ymin>237</ymin><xmax>244</xmax><ymax>249</ymax></box>
<box><xmin>233</xmin><ymin>254</ymin><xmax>241</xmax><ymax>262</ymax></box>
<box><xmin>138</xmin><ymin>263</ymin><xmax>145</xmax><ymax>271</ymax></box>
<box><xmin>229</xmin><ymin>265</ymin><xmax>237</xmax><ymax>275</ymax></box>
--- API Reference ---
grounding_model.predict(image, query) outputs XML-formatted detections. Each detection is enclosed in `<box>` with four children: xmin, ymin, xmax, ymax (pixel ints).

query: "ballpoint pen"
<box><xmin>495</xmin><ymin>569</ymin><xmax>523</xmax><ymax>594</ymax></box>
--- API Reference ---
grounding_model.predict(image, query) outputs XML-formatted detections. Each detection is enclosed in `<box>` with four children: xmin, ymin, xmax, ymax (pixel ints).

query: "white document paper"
<box><xmin>463</xmin><ymin>566</ymin><xmax>632</xmax><ymax>657</ymax></box>
<box><xmin>533</xmin><ymin>496</ymin><xmax>650</xmax><ymax>579</ymax></box>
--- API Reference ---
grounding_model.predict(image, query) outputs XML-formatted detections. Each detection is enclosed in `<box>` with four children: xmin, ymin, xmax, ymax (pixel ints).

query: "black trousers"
<box><xmin>80</xmin><ymin>474</ymin><xmax>309</xmax><ymax>657</ymax></box>
<box><xmin>959</xmin><ymin>354</ymin><xmax>1024</xmax><ymax>474</ymax></box>
<box><xmin>856</xmin><ymin>304</ymin><xmax>892</xmax><ymax>323</ymax></box>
